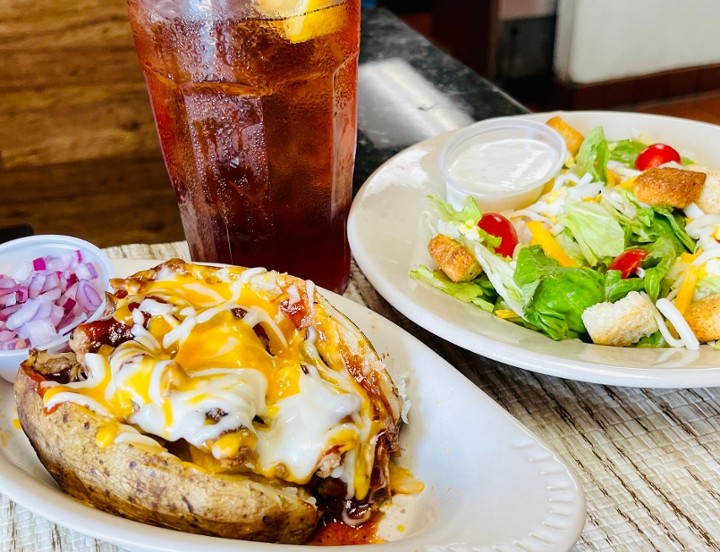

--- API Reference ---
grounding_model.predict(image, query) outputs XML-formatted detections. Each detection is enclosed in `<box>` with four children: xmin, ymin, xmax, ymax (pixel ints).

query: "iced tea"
<box><xmin>126</xmin><ymin>0</ymin><xmax>360</xmax><ymax>293</ymax></box>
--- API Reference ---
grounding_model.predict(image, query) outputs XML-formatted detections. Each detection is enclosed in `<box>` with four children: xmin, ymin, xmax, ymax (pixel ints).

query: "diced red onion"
<box><xmin>61</xmin><ymin>297</ymin><xmax>76</xmax><ymax>314</ymax></box>
<box><xmin>0</xmin><ymin>249</ymin><xmax>105</xmax><ymax>351</ymax></box>
<box><xmin>0</xmin><ymin>337</ymin><xmax>28</xmax><ymax>350</ymax></box>
<box><xmin>0</xmin><ymin>275</ymin><xmax>16</xmax><ymax>291</ymax></box>
<box><xmin>50</xmin><ymin>304</ymin><xmax>64</xmax><ymax>326</ymax></box>
<box><xmin>0</xmin><ymin>287</ymin><xmax>15</xmax><ymax>299</ymax></box>
<box><xmin>65</xmin><ymin>281</ymin><xmax>78</xmax><ymax>299</ymax></box>
<box><xmin>40</xmin><ymin>287</ymin><xmax>62</xmax><ymax>303</ymax></box>
<box><xmin>6</xmin><ymin>298</ymin><xmax>42</xmax><ymax>331</ymax></box>
<box><xmin>57</xmin><ymin>312</ymin><xmax>88</xmax><ymax>337</ymax></box>
<box><xmin>76</xmin><ymin>280</ymin><xmax>102</xmax><ymax>311</ymax></box>
<box><xmin>74</xmin><ymin>262</ymin><xmax>98</xmax><ymax>282</ymax></box>
<box><xmin>15</xmin><ymin>286</ymin><xmax>28</xmax><ymax>303</ymax></box>
<box><xmin>41</xmin><ymin>272</ymin><xmax>60</xmax><ymax>293</ymax></box>
<box><xmin>10</xmin><ymin>264</ymin><xmax>32</xmax><ymax>284</ymax></box>
<box><xmin>0</xmin><ymin>304</ymin><xmax>21</xmax><ymax>322</ymax></box>
<box><xmin>22</xmin><ymin>319</ymin><xmax>57</xmax><ymax>346</ymax></box>
<box><xmin>32</xmin><ymin>257</ymin><xmax>47</xmax><ymax>271</ymax></box>
<box><xmin>28</xmin><ymin>274</ymin><xmax>45</xmax><ymax>298</ymax></box>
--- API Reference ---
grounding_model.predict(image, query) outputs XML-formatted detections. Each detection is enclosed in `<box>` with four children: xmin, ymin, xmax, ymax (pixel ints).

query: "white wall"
<box><xmin>554</xmin><ymin>0</ymin><xmax>720</xmax><ymax>84</ymax></box>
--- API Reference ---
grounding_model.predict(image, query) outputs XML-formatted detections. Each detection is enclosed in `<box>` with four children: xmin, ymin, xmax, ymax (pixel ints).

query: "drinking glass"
<box><xmin>126</xmin><ymin>0</ymin><xmax>360</xmax><ymax>293</ymax></box>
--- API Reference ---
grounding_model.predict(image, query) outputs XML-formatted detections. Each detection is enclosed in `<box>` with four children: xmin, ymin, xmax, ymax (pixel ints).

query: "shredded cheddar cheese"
<box><xmin>606</xmin><ymin>168</ymin><xmax>620</xmax><ymax>186</ymax></box>
<box><xmin>494</xmin><ymin>309</ymin><xmax>519</xmax><ymax>319</ymax></box>
<box><xmin>527</xmin><ymin>220</ymin><xmax>578</xmax><ymax>267</ymax></box>
<box><xmin>619</xmin><ymin>176</ymin><xmax>637</xmax><ymax>191</ymax></box>
<box><xmin>674</xmin><ymin>264</ymin><xmax>701</xmax><ymax>314</ymax></box>
<box><xmin>40</xmin><ymin>260</ymin><xmax>396</xmax><ymax>502</ymax></box>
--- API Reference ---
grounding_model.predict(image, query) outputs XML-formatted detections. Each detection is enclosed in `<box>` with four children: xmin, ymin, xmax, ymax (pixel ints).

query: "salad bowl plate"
<box><xmin>348</xmin><ymin>111</ymin><xmax>720</xmax><ymax>388</ymax></box>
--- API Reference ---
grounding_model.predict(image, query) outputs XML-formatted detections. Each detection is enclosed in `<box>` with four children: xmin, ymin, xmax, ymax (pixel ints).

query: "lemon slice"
<box><xmin>254</xmin><ymin>0</ymin><xmax>346</xmax><ymax>43</ymax></box>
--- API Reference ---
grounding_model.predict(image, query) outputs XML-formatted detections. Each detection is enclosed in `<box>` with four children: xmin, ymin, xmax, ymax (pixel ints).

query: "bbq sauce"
<box><xmin>80</xmin><ymin>317</ymin><xmax>134</xmax><ymax>350</ymax></box>
<box><xmin>306</xmin><ymin>476</ymin><xmax>385</xmax><ymax>545</ymax></box>
<box><xmin>307</xmin><ymin>496</ymin><xmax>383</xmax><ymax>546</ymax></box>
<box><xmin>308</xmin><ymin>514</ymin><xmax>383</xmax><ymax>545</ymax></box>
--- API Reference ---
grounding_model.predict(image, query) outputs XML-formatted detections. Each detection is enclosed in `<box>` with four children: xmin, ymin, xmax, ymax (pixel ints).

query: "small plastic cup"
<box><xmin>439</xmin><ymin>118</ymin><xmax>567</xmax><ymax>212</ymax></box>
<box><xmin>0</xmin><ymin>235</ymin><xmax>114</xmax><ymax>383</ymax></box>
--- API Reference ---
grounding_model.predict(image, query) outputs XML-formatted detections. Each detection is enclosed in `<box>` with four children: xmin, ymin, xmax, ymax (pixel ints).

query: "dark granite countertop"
<box><xmin>354</xmin><ymin>8</ymin><xmax>529</xmax><ymax>191</ymax></box>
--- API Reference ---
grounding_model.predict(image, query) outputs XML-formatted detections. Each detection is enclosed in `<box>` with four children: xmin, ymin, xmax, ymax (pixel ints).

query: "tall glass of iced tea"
<box><xmin>125</xmin><ymin>0</ymin><xmax>360</xmax><ymax>293</ymax></box>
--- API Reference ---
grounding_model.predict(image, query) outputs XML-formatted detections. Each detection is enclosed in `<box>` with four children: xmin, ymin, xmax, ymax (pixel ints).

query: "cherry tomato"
<box><xmin>635</xmin><ymin>143</ymin><xmax>681</xmax><ymax>171</ymax></box>
<box><xmin>478</xmin><ymin>213</ymin><xmax>518</xmax><ymax>258</ymax></box>
<box><xmin>609</xmin><ymin>249</ymin><xmax>649</xmax><ymax>278</ymax></box>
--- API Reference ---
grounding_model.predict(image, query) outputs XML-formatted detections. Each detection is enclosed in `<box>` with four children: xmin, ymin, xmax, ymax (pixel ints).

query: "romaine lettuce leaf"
<box><xmin>633</xmin><ymin>206</ymin><xmax>695</xmax><ymax>253</ymax></box>
<box><xmin>695</xmin><ymin>275</ymin><xmax>720</xmax><ymax>298</ymax></box>
<box><xmin>555</xmin><ymin>230</ymin><xmax>587</xmax><ymax>267</ymax></box>
<box><xmin>409</xmin><ymin>265</ymin><xmax>495</xmax><ymax>312</ymax></box>
<box><xmin>608</xmin><ymin>139</ymin><xmax>646</xmax><ymax>167</ymax></box>
<box><xmin>642</xmin><ymin>237</ymin><xmax>679</xmax><ymax>301</ymax></box>
<box><xmin>604</xmin><ymin>269</ymin><xmax>646</xmax><ymax>303</ymax></box>
<box><xmin>608</xmin><ymin>138</ymin><xmax>694</xmax><ymax>167</ymax></box>
<box><xmin>460</xmin><ymin>236</ymin><xmax>523</xmax><ymax>314</ymax></box>
<box><xmin>514</xmin><ymin>246</ymin><xmax>605</xmax><ymax>340</ymax></box>
<box><xmin>602</xmin><ymin>238</ymin><xmax>677</xmax><ymax>303</ymax></box>
<box><xmin>428</xmin><ymin>195</ymin><xmax>501</xmax><ymax>251</ymax></box>
<box><xmin>575</xmin><ymin>127</ymin><xmax>610</xmax><ymax>183</ymax></box>
<box><xmin>636</xmin><ymin>331</ymin><xmax>666</xmax><ymax>347</ymax></box>
<box><xmin>558</xmin><ymin>201</ymin><xmax>625</xmax><ymax>265</ymax></box>
<box><xmin>428</xmin><ymin>194</ymin><xmax>481</xmax><ymax>225</ymax></box>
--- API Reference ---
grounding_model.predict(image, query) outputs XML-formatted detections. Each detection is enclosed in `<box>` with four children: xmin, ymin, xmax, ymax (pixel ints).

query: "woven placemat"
<box><xmin>0</xmin><ymin>495</ymin><xmax>121</xmax><ymax>551</ymax></box>
<box><xmin>455</xmin><ymin>357</ymin><xmax>720</xmax><ymax>551</ymax></box>
<box><xmin>6</xmin><ymin>241</ymin><xmax>720</xmax><ymax>550</ymax></box>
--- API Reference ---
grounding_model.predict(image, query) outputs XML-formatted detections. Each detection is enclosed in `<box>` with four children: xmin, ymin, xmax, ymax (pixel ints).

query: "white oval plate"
<box><xmin>0</xmin><ymin>259</ymin><xmax>585</xmax><ymax>552</ymax></box>
<box><xmin>348</xmin><ymin>111</ymin><xmax>720</xmax><ymax>388</ymax></box>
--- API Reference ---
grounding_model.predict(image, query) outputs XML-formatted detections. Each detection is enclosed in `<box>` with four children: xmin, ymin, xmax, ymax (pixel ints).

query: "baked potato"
<box><xmin>15</xmin><ymin>259</ymin><xmax>404</xmax><ymax>544</ymax></box>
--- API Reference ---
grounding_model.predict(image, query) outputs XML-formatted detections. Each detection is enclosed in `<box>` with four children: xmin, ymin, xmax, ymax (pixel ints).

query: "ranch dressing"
<box><xmin>448</xmin><ymin>137</ymin><xmax>557</xmax><ymax>193</ymax></box>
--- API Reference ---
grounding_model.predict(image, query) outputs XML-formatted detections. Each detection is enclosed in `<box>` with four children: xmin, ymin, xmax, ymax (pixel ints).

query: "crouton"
<box><xmin>581</xmin><ymin>291</ymin><xmax>658</xmax><ymax>346</ymax></box>
<box><xmin>546</xmin><ymin>116</ymin><xmax>584</xmax><ymax>157</ymax></box>
<box><xmin>686</xmin><ymin>166</ymin><xmax>720</xmax><ymax>215</ymax></box>
<box><xmin>428</xmin><ymin>234</ymin><xmax>481</xmax><ymax>282</ymax></box>
<box><xmin>684</xmin><ymin>294</ymin><xmax>720</xmax><ymax>342</ymax></box>
<box><xmin>633</xmin><ymin>167</ymin><xmax>706</xmax><ymax>208</ymax></box>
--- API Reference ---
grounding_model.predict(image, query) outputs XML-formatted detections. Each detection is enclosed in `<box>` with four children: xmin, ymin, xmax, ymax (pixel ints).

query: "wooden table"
<box><xmin>3</xmin><ymin>5</ymin><xmax>720</xmax><ymax>552</ymax></box>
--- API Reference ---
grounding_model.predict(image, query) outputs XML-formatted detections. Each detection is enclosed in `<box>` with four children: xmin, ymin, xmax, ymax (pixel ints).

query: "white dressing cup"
<box><xmin>440</xmin><ymin>118</ymin><xmax>567</xmax><ymax>212</ymax></box>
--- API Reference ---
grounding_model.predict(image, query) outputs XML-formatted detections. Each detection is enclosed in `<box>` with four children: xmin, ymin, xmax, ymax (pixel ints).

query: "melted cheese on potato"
<box><xmin>42</xmin><ymin>263</ymin><xmax>386</xmax><ymax>500</ymax></box>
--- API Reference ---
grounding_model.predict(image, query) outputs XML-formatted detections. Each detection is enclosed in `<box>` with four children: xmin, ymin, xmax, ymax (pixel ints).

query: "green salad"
<box><xmin>411</xmin><ymin>121</ymin><xmax>720</xmax><ymax>350</ymax></box>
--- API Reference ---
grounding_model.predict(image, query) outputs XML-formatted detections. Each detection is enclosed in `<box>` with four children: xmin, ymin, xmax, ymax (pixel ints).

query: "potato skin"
<box><xmin>14</xmin><ymin>364</ymin><xmax>319</xmax><ymax>544</ymax></box>
<box><xmin>14</xmin><ymin>261</ymin><xmax>404</xmax><ymax>543</ymax></box>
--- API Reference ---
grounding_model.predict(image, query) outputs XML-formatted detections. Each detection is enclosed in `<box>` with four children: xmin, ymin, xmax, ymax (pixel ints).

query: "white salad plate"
<box><xmin>0</xmin><ymin>259</ymin><xmax>585</xmax><ymax>552</ymax></box>
<box><xmin>348</xmin><ymin>111</ymin><xmax>720</xmax><ymax>388</ymax></box>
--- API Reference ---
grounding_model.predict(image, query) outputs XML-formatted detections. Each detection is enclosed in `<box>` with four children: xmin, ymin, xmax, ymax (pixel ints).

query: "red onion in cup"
<box><xmin>0</xmin><ymin>251</ymin><xmax>104</xmax><ymax>350</ymax></box>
